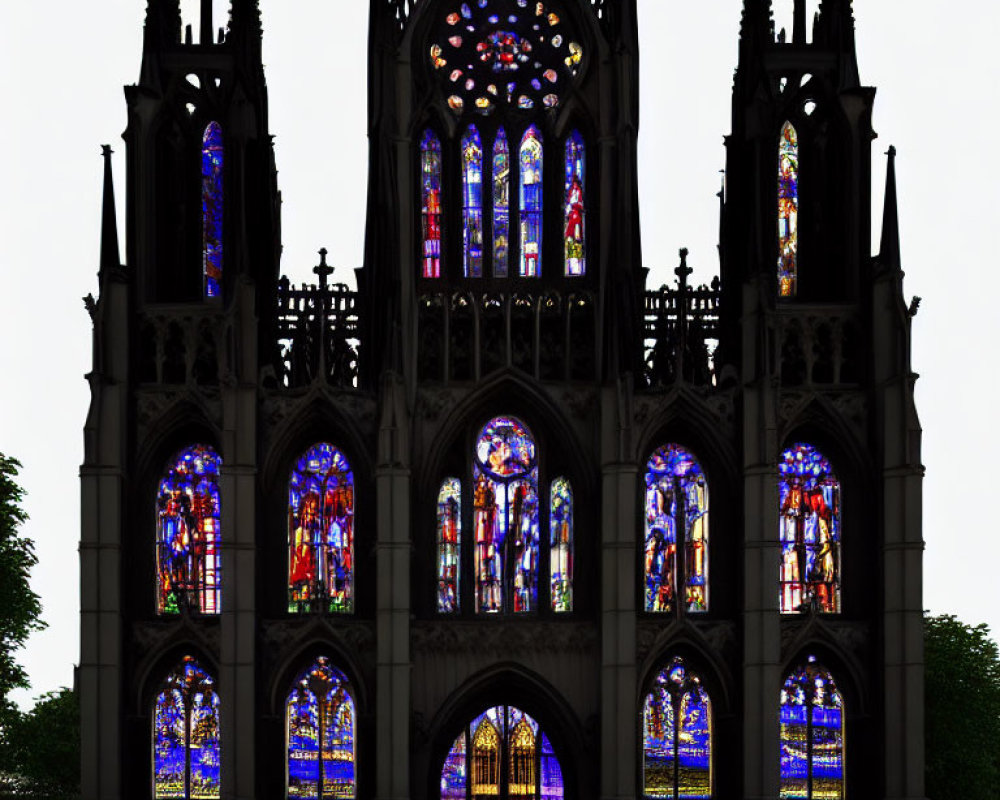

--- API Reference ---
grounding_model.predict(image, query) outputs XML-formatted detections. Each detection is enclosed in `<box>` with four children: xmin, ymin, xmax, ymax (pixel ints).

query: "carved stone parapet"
<box><xmin>411</xmin><ymin>620</ymin><xmax>599</xmax><ymax>655</ymax></box>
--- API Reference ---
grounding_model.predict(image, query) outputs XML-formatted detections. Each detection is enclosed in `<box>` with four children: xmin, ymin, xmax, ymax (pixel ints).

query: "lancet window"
<box><xmin>643</xmin><ymin>445</ymin><xmax>710</xmax><ymax>614</ymax></box>
<box><xmin>156</xmin><ymin>445</ymin><xmax>222</xmax><ymax>615</ymax></box>
<box><xmin>437</xmin><ymin>478</ymin><xmax>462</xmax><ymax>613</ymax></box>
<box><xmin>288</xmin><ymin>443</ymin><xmax>355</xmax><ymax>614</ymax></box>
<box><xmin>779</xmin><ymin>443</ymin><xmax>841</xmax><ymax>614</ymax></box>
<box><xmin>422</xmin><ymin>130</ymin><xmax>444</xmax><ymax>278</ymax></box>
<box><xmin>440</xmin><ymin>706</ymin><xmax>565</xmax><ymax>800</ymax></box>
<box><xmin>642</xmin><ymin>657</ymin><xmax>713</xmax><ymax>800</ymax></box>
<box><xmin>519</xmin><ymin>127</ymin><xmax>543</xmax><ymax>277</ymax></box>
<box><xmin>563</xmin><ymin>131</ymin><xmax>585</xmax><ymax>276</ymax></box>
<box><xmin>493</xmin><ymin>129</ymin><xmax>511</xmax><ymax>278</ymax></box>
<box><xmin>286</xmin><ymin>657</ymin><xmax>356</xmax><ymax>800</ymax></box>
<box><xmin>153</xmin><ymin>656</ymin><xmax>221</xmax><ymax>800</ymax></box>
<box><xmin>202</xmin><ymin>122</ymin><xmax>223</xmax><ymax>298</ymax></box>
<box><xmin>463</xmin><ymin>126</ymin><xmax>485</xmax><ymax>277</ymax></box>
<box><xmin>778</xmin><ymin>121</ymin><xmax>799</xmax><ymax>298</ymax></box>
<box><xmin>549</xmin><ymin>477</ymin><xmax>573</xmax><ymax>613</ymax></box>
<box><xmin>780</xmin><ymin>657</ymin><xmax>845</xmax><ymax>799</ymax></box>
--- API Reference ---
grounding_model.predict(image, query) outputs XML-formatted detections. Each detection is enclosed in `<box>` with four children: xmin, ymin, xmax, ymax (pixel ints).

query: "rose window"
<box><xmin>430</xmin><ymin>0</ymin><xmax>584</xmax><ymax>116</ymax></box>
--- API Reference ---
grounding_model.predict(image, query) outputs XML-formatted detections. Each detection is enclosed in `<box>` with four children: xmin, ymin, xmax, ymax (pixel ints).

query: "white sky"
<box><xmin>0</xmin><ymin>0</ymin><xmax>996</xmax><ymax>707</ymax></box>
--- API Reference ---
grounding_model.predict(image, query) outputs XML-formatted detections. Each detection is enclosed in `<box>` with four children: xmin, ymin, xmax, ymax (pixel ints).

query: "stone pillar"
<box><xmin>220</xmin><ymin>281</ymin><xmax>258</xmax><ymax>800</ymax></box>
<box><xmin>600</xmin><ymin>384</ymin><xmax>638</xmax><ymax>800</ymax></box>
<box><xmin>741</xmin><ymin>282</ymin><xmax>781</xmax><ymax>800</ymax></box>
<box><xmin>79</xmin><ymin>275</ymin><xmax>129</xmax><ymax>800</ymax></box>
<box><xmin>376</xmin><ymin>374</ymin><xmax>412</xmax><ymax>800</ymax></box>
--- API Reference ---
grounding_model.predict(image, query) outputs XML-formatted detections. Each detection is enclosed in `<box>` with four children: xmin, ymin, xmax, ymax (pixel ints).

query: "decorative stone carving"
<box><xmin>411</xmin><ymin>621</ymin><xmax>598</xmax><ymax>655</ymax></box>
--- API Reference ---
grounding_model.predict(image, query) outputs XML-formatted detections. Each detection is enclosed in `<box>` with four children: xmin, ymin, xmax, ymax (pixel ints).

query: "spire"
<box><xmin>144</xmin><ymin>0</ymin><xmax>181</xmax><ymax>48</ymax></box>
<box><xmin>740</xmin><ymin>0</ymin><xmax>773</xmax><ymax>48</ymax></box>
<box><xmin>229</xmin><ymin>0</ymin><xmax>262</xmax><ymax>39</ymax></box>
<box><xmin>200</xmin><ymin>0</ymin><xmax>213</xmax><ymax>44</ymax></box>
<box><xmin>793</xmin><ymin>0</ymin><xmax>807</xmax><ymax>43</ymax></box>
<box><xmin>879</xmin><ymin>146</ymin><xmax>901</xmax><ymax>272</ymax></box>
<box><xmin>99</xmin><ymin>145</ymin><xmax>122</xmax><ymax>276</ymax></box>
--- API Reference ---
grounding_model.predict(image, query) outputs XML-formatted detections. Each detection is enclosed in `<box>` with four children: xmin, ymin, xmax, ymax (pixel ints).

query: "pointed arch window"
<box><xmin>519</xmin><ymin>127</ymin><xmax>543</xmax><ymax>277</ymax></box>
<box><xmin>563</xmin><ymin>131</ymin><xmax>585</xmax><ymax>276</ymax></box>
<box><xmin>286</xmin><ymin>657</ymin><xmax>356</xmax><ymax>800</ymax></box>
<box><xmin>463</xmin><ymin>126</ymin><xmax>485</xmax><ymax>277</ymax></box>
<box><xmin>642</xmin><ymin>657</ymin><xmax>713</xmax><ymax>800</ymax></box>
<box><xmin>780</xmin><ymin>656</ymin><xmax>845</xmax><ymax>799</ymax></box>
<box><xmin>153</xmin><ymin>656</ymin><xmax>221</xmax><ymax>799</ymax></box>
<box><xmin>779</xmin><ymin>444</ymin><xmax>841</xmax><ymax>614</ymax></box>
<box><xmin>643</xmin><ymin>446</ymin><xmax>710</xmax><ymax>614</ymax></box>
<box><xmin>202</xmin><ymin>122</ymin><xmax>224</xmax><ymax>298</ymax></box>
<box><xmin>493</xmin><ymin>129</ymin><xmax>511</xmax><ymax>278</ymax></box>
<box><xmin>437</xmin><ymin>478</ymin><xmax>462</xmax><ymax>613</ymax></box>
<box><xmin>422</xmin><ymin>130</ymin><xmax>444</xmax><ymax>278</ymax></box>
<box><xmin>473</xmin><ymin>416</ymin><xmax>539</xmax><ymax>613</ymax></box>
<box><xmin>549</xmin><ymin>477</ymin><xmax>573</xmax><ymax>613</ymax></box>
<box><xmin>441</xmin><ymin>706</ymin><xmax>565</xmax><ymax>800</ymax></box>
<box><xmin>288</xmin><ymin>443</ymin><xmax>355</xmax><ymax>614</ymax></box>
<box><xmin>156</xmin><ymin>445</ymin><xmax>222</xmax><ymax>615</ymax></box>
<box><xmin>778</xmin><ymin>122</ymin><xmax>799</xmax><ymax>298</ymax></box>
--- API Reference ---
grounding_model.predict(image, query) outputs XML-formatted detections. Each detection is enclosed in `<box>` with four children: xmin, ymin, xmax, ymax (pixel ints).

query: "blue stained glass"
<box><xmin>441</xmin><ymin>733</ymin><xmax>468</xmax><ymax>799</ymax></box>
<box><xmin>288</xmin><ymin>443</ymin><xmax>355</xmax><ymax>614</ymax></box>
<box><xmin>422</xmin><ymin>130</ymin><xmax>444</xmax><ymax>278</ymax></box>
<box><xmin>157</xmin><ymin>445</ymin><xmax>222</xmax><ymax>615</ymax></box>
<box><xmin>493</xmin><ymin>129</ymin><xmax>510</xmax><ymax>277</ymax></box>
<box><xmin>463</xmin><ymin>126</ymin><xmax>485</xmax><ymax>277</ymax></box>
<box><xmin>779</xmin><ymin>443</ymin><xmax>841</xmax><ymax>614</ymax></box>
<box><xmin>780</xmin><ymin>657</ymin><xmax>844</xmax><ymax>800</ymax></box>
<box><xmin>550</xmin><ymin>477</ymin><xmax>573</xmax><ymax>613</ymax></box>
<box><xmin>563</xmin><ymin>130</ymin><xmax>585</xmax><ymax>276</ymax></box>
<box><xmin>202</xmin><ymin>122</ymin><xmax>223</xmax><ymax>298</ymax></box>
<box><xmin>778</xmin><ymin>122</ymin><xmax>799</xmax><ymax>298</ymax></box>
<box><xmin>438</xmin><ymin>478</ymin><xmax>463</xmax><ymax>613</ymax></box>
<box><xmin>541</xmin><ymin>734</ymin><xmax>564</xmax><ymax>799</ymax></box>
<box><xmin>519</xmin><ymin>127</ymin><xmax>543</xmax><ymax>277</ymax></box>
<box><xmin>154</xmin><ymin>657</ymin><xmax>220</xmax><ymax>800</ymax></box>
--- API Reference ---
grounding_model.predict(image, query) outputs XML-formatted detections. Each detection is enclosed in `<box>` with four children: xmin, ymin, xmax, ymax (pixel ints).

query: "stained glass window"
<box><xmin>473</xmin><ymin>416</ymin><xmax>539</xmax><ymax>613</ymax></box>
<box><xmin>430</xmin><ymin>1</ymin><xmax>584</xmax><ymax>117</ymax></box>
<box><xmin>422</xmin><ymin>130</ymin><xmax>444</xmax><ymax>278</ymax></box>
<box><xmin>644</xmin><ymin>446</ymin><xmax>709</xmax><ymax>614</ymax></box>
<box><xmin>286</xmin><ymin>658</ymin><xmax>356</xmax><ymax>800</ymax></box>
<box><xmin>778</xmin><ymin>122</ymin><xmax>799</xmax><ymax>298</ymax></box>
<box><xmin>563</xmin><ymin>131</ymin><xmax>585</xmax><ymax>277</ymax></box>
<box><xmin>643</xmin><ymin>657</ymin><xmax>712</xmax><ymax>800</ymax></box>
<box><xmin>202</xmin><ymin>122</ymin><xmax>223</xmax><ymax>299</ymax></box>
<box><xmin>780</xmin><ymin>657</ymin><xmax>844</xmax><ymax>799</ymax></box>
<box><xmin>519</xmin><ymin>127</ymin><xmax>543</xmax><ymax>278</ymax></box>
<box><xmin>156</xmin><ymin>445</ymin><xmax>222</xmax><ymax>615</ymax></box>
<box><xmin>779</xmin><ymin>444</ymin><xmax>841</xmax><ymax>614</ymax></box>
<box><xmin>441</xmin><ymin>706</ymin><xmax>565</xmax><ymax>800</ymax></box>
<box><xmin>549</xmin><ymin>477</ymin><xmax>573</xmax><ymax>613</ymax></box>
<box><xmin>463</xmin><ymin>126</ymin><xmax>485</xmax><ymax>277</ymax></box>
<box><xmin>153</xmin><ymin>656</ymin><xmax>220</xmax><ymax>800</ymax></box>
<box><xmin>493</xmin><ymin>128</ymin><xmax>511</xmax><ymax>278</ymax></box>
<box><xmin>288</xmin><ymin>443</ymin><xmax>355</xmax><ymax>614</ymax></box>
<box><xmin>438</xmin><ymin>478</ymin><xmax>462</xmax><ymax>613</ymax></box>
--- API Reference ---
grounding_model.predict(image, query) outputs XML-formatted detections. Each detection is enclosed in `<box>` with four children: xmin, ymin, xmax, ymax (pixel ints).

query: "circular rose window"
<box><xmin>429</xmin><ymin>0</ymin><xmax>584</xmax><ymax>116</ymax></box>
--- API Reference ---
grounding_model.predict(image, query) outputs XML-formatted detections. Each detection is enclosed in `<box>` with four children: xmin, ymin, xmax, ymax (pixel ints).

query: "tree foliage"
<box><xmin>0</xmin><ymin>688</ymin><xmax>79</xmax><ymax>798</ymax></box>
<box><xmin>925</xmin><ymin>614</ymin><xmax>1000</xmax><ymax>799</ymax></box>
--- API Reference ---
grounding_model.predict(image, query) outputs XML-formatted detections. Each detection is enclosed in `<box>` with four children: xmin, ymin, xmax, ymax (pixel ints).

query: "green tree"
<box><xmin>2</xmin><ymin>688</ymin><xmax>80</xmax><ymax>797</ymax></box>
<box><xmin>0</xmin><ymin>455</ymin><xmax>44</xmax><ymax>768</ymax></box>
<box><xmin>925</xmin><ymin>614</ymin><xmax>1000</xmax><ymax>799</ymax></box>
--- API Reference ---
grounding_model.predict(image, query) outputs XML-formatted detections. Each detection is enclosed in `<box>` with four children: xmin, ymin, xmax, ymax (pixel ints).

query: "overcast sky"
<box><xmin>0</xmin><ymin>0</ymin><xmax>996</xmax><ymax>707</ymax></box>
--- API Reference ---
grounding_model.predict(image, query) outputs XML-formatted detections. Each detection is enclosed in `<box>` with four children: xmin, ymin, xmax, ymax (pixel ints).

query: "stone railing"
<box><xmin>775</xmin><ymin>306</ymin><xmax>861</xmax><ymax>387</ymax></box>
<box><xmin>137</xmin><ymin>306</ymin><xmax>229</xmax><ymax>387</ymax></box>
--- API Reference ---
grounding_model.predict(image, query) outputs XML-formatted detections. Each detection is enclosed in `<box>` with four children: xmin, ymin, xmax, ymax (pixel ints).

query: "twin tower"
<box><xmin>80</xmin><ymin>1</ymin><xmax>926</xmax><ymax>798</ymax></box>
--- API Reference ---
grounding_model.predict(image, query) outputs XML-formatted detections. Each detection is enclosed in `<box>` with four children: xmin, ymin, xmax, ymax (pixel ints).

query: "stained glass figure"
<box><xmin>288</xmin><ymin>444</ymin><xmax>355</xmax><ymax>614</ymax></box>
<box><xmin>493</xmin><ymin>129</ymin><xmax>511</xmax><ymax>278</ymax></box>
<box><xmin>202</xmin><ymin>122</ymin><xmax>224</xmax><ymax>299</ymax></box>
<box><xmin>474</xmin><ymin>417</ymin><xmax>539</xmax><ymax>613</ymax></box>
<box><xmin>430</xmin><ymin>1</ymin><xmax>584</xmax><ymax>116</ymax></box>
<box><xmin>549</xmin><ymin>477</ymin><xmax>573</xmax><ymax>613</ymax></box>
<box><xmin>462</xmin><ymin>126</ymin><xmax>485</xmax><ymax>277</ymax></box>
<box><xmin>422</xmin><ymin>130</ymin><xmax>444</xmax><ymax>278</ymax></box>
<box><xmin>438</xmin><ymin>478</ymin><xmax>462</xmax><ymax>613</ymax></box>
<box><xmin>286</xmin><ymin>657</ymin><xmax>356</xmax><ymax>800</ymax></box>
<box><xmin>778</xmin><ymin>122</ymin><xmax>799</xmax><ymax>298</ymax></box>
<box><xmin>643</xmin><ymin>657</ymin><xmax>712</xmax><ymax>800</ymax></box>
<box><xmin>519</xmin><ymin>128</ymin><xmax>543</xmax><ymax>278</ymax></box>
<box><xmin>780</xmin><ymin>657</ymin><xmax>844</xmax><ymax>799</ymax></box>
<box><xmin>563</xmin><ymin>131</ymin><xmax>585</xmax><ymax>277</ymax></box>
<box><xmin>156</xmin><ymin>445</ymin><xmax>222</xmax><ymax>615</ymax></box>
<box><xmin>644</xmin><ymin>446</ymin><xmax>709</xmax><ymax>614</ymax></box>
<box><xmin>153</xmin><ymin>656</ymin><xmax>220</xmax><ymax>800</ymax></box>
<box><xmin>779</xmin><ymin>443</ymin><xmax>841</xmax><ymax>614</ymax></box>
<box><xmin>442</xmin><ymin>706</ymin><xmax>564</xmax><ymax>800</ymax></box>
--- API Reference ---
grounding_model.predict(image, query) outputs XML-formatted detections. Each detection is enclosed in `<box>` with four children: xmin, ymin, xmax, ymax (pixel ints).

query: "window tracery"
<box><xmin>493</xmin><ymin>128</ymin><xmax>511</xmax><ymax>277</ymax></box>
<box><xmin>202</xmin><ymin>122</ymin><xmax>223</xmax><ymax>298</ymax></box>
<box><xmin>288</xmin><ymin>443</ymin><xmax>355</xmax><ymax>614</ymax></box>
<box><xmin>156</xmin><ymin>445</ymin><xmax>222</xmax><ymax>615</ymax></box>
<box><xmin>780</xmin><ymin>656</ymin><xmax>844</xmax><ymax>799</ymax></box>
<box><xmin>286</xmin><ymin>657</ymin><xmax>357</xmax><ymax>799</ymax></box>
<box><xmin>642</xmin><ymin>656</ymin><xmax>712</xmax><ymax>800</ymax></box>
<box><xmin>779</xmin><ymin>443</ymin><xmax>841</xmax><ymax>614</ymax></box>
<box><xmin>643</xmin><ymin>445</ymin><xmax>709</xmax><ymax>614</ymax></box>
<box><xmin>153</xmin><ymin>656</ymin><xmax>221</xmax><ymax>800</ymax></box>
<box><xmin>778</xmin><ymin>121</ymin><xmax>799</xmax><ymax>298</ymax></box>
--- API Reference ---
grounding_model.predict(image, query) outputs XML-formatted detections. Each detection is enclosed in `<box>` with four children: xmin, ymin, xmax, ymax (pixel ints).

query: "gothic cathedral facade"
<box><xmin>79</xmin><ymin>1</ymin><xmax>926</xmax><ymax>798</ymax></box>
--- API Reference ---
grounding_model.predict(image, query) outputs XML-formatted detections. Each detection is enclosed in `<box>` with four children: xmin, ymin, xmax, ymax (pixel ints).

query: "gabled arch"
<box><xmin>638</xmin><ymin>624</ymin><xmax>736</xmax><ymax>718</ymax></box>
<box><xmin>268</xmin><ymin>635</ymin><xmax>371</xmax><ymax>720</ymax></box>
<box><xmin>134</xmin><ymin>639</ymin><xmax>220</xmax><ymax>718</ymax></box>
<box><xmin>781</xmin><ymin>636</ymin><xmax>870</xmax><ymax>719</ymax></box>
